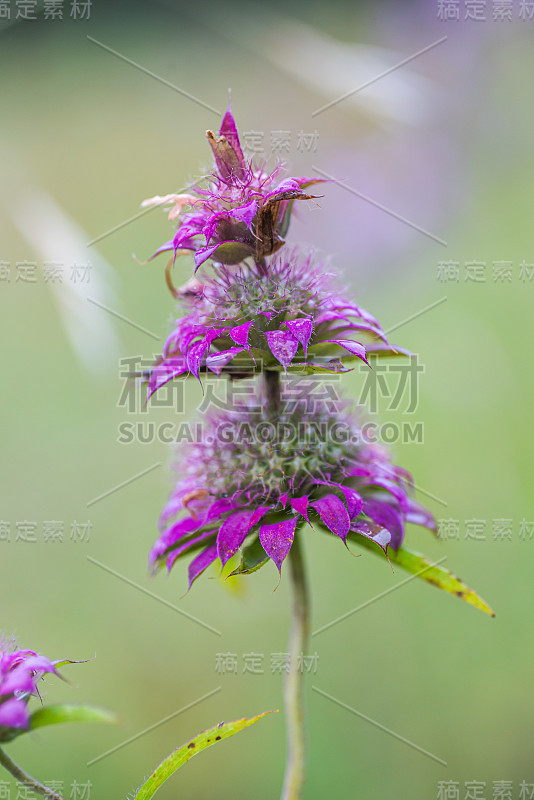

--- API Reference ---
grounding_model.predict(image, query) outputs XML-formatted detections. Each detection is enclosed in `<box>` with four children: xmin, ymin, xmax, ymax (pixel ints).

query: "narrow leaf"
<box><xmin>30</xmin><ymin>704</ymin><xmax>117</xmax><ymax>730</ymax></box>
<box><xmin>134</xmin><ymin>711</ymin><xmax>277</xmax><ymax>800</ymax></box>
<box><xmin>349</xmin><ymin>534</ymin><xmax>495</xmax><ymax>617</ymax></box>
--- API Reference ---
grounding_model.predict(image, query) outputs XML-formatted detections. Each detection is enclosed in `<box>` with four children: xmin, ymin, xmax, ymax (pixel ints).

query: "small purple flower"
<box><xmin>150</xmin><ymin>396</ymin><xmax>435</xmax><ymax>589</ymax></box>
<box><xmin>141</xmin><ymin>104</ymin><xmax>322</xmax><ymax>277</ymax></box>
<box><xmin>145</xmin><ymin>249</ymin><xmax>407</xmax><ymax>399</ymax></box>
<box><xmin>0</xmin><ymin>642</ymin><xmax>63</xmax><ymax>737</ymax></box>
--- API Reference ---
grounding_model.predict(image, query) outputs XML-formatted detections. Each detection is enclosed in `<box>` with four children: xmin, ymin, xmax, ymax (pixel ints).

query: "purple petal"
<box><xmin>364</xmin><ymin>343</ymin><xmax>413</xmax><ymax>358</ymax></box>
<box><xmin>205</xmin><ymin>498</ymin><xmax>241</xmax><ymax>523</ymax></box>
<box><xmin>149</xmin><ymin>517</ymin><xmax>201</xmax><ymax>565</ymax></box>
<box><xmin>146</xmin><ymin>239</ymin><xmax>175</xmax><ymax>261</ymax></box>
<box><xmin>167</xmin><ymin>530</ymin><xmax>217</xmax><ymax>571</ymax></box>
<box><xmin>405</xmin><ymin>500</ymin><xmax>437</xmax><ymax>533</ymax></box>
<box><xmin>229</xmin><ymin>321</ymin><xmax>253</xmax><ymax>348</ymax></box>
<box><xmin>194</xmin><ymin>240</ymin><xmax>255</xmax><ymax>270</ymax></box>
<box><xmin>337</xmin><ymin>486</ymin><xmax>364</xmax><ymax>519</ymax></box>
<box><xmin>187</xmin><ymin>545</ymin><xmax>219</xmax><ymax>590</ymax></box>
<box><xmin>311</xmin><ymin>494</ymin><xmax>350</xmax><ymax>541</ymax></box>
<box><xmin>205</xmin><ymin>347</ymin><xmax>245</xmax><ymax>376</ymax></box>
<box><xmin>147</xmin><ymin>358</ymin><xmax>188</xmax><ymax>401</ymax></box>
<box><xmin>346</xmin><ymin>466</ymin><xmax>373</xmax><ymax>478</ymax></box>
<box><xmin>265</xmin><ymin>329</ymin><xmax>299</xmax><ymax>370</ymax></box>
<box><xmin>290</xmin><ymin>496</ymin><xmax>310</xmax><ymax>523</ymax></box>
<box><xmin>159</xmin><ymin>494</ymin><xmax>197</xmax><ymax>529</ymax></box>
<box><xmin>230</xmin><ymin>198</ymin><xmax>258</xmax><ymax>228</ymax></box>
<box><xmin>259</xmin><ymin>518</ymin><xmax>297</xmax><ymax>572</ymax></box>
<box><xmin>250</xmin><ymin>506</ymin><xmax>271</xmax><ymax>526</ymax></box>
<box><xmin>359</xmin><ymin>477</ymin><xmax>409</xmax><ymax>511</ymax></box>
<box><xmin>0</xmin><ymin>669</ymin><xmax>36</xmax><ymax>697</ymax></box>
<box><xmin>314</xmin><ymin>480</ymin><xmax>362</xmax><ymax>519</ymax></box>
<box><xmin>0</xmin><ymin>698</ymin><xmax>29</xmax><ymax>729</ymax></box>
<box><xmin>317</xmin><ymin>339</ymin><xmax>370</xmax><ymax>366</ymax></box>
<box><xmin>219</xmin><ymin>104</ymin><xmax>245</xmax><ymax>168</ymax></box>
<box><xmin>186</xmin><ymin>339</ymin><xmax>208</xmax><ymax>380</ymax></box>
<box><xmin>266</xmin><ymin>178</ymin><xmax>300</xmax><ymax>196</ymax></box>
<box><xmin>363</xmin><ymin>499</ymin><xmax>404</xmax><ymax>550</ymax></box>
<box><xmin>284</xmin><ymin>319</ymin><xmax>313</xmax><ymax>358</ymax></box>
<box><xmin>217</xmin><ymin>509</ymin><xmax>256</xmax><ymax>566</ymax></box>
<box><xmin>328</xmin><ymin>320</ymin><xmax>389</xmax><ymax>344</ymax></box>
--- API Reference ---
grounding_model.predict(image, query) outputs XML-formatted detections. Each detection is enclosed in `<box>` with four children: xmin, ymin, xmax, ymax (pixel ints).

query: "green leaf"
<box><xmin>133</xmin><ymin>711</ymin><xmax>277</xmax><ymax>800</ymax></box>
<box><xmin>30</xmin><ymin>704</ymin><xmax>117</xmax><ymax>731</ymax></box>
<box><xmin>349</xmin><ymin>533</ymin><xmax>495</xmax><ymax>617</ymax></box>
<box><xmin>228</xmin><ymin>535</ymin><xmax>269</xmax><ymax>576</ymax></box>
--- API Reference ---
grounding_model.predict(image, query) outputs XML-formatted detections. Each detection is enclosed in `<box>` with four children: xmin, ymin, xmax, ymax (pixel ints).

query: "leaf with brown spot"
<box><xmin>133</xmin><ymin>710</ymin><xmax>277</xmax><ymax>799</ymax></box>
<box><xmin>347</xmin><ymin>534</ymin><xmax>496</xmax><ymax>617</ymax></box>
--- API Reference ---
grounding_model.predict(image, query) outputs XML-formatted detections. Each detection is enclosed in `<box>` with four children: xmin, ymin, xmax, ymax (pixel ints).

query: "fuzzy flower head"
<box><xmin>146</xmin><ymin>249</ymin><xmax>408</xmax><ymax>399</ymax></box>
<box><xmin>142</xmin><ymin>103</ymin><xmax>322</xmax><ymax>277</ymax></box>
<box><xmin>0</xmin><ymin>641</ymin><xmax>63</xmax><ymax>739</ymax></box>
<box><xmin>150</xmin><ymin>395</ymin><xmax>436</xmax><ymax>590</ymax></box>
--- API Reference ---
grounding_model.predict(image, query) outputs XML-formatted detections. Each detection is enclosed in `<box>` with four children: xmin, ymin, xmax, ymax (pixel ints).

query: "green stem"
<box><xmin>0</xmin><ymin>747</ymin><xmax>65</xmax><ymax>800</ymax></box>
<box><xmin>281</xmin><ymin>530</ymin><xmax>310</xmax><ymax>800</ymax></box>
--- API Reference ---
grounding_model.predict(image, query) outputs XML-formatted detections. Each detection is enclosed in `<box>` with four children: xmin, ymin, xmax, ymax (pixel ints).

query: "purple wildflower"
<box><xmin>149</xmin><ymin>396</ymin><xmax>436</xmax><ymax>589</ymax></box>
<box><xmin>145</xmin><ymin>249</ymin><xmax>407</xmax><ymax>399</ymax></box>
<box><xmin>141</xmin><ymin>104</ymin><xmax>321</xmax><ymax>280</ymax></box>
<box><xmin>0</xmin><ymin>642</ymin><xmax>63</xmax><ymax>736</ymax></box>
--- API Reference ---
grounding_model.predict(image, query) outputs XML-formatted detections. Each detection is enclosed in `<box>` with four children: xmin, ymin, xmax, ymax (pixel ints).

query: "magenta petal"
<box><xmin>149</xmin><ymin>517</ymin><xmax>200</xmax><ymax>565</ymax></box>
<box><xmin>0</xmin><ymin>670</ymin><xmax>35</xmax><ymax>697</ymax></box>
<box><xmin>205</xmin><ymin>347</ymin><xmax>244</xmax><ymax>376</ymax></box>
<box><xmin>365</xmin><ymin>343</ymin><xmax>413</xmax><ymax>358</ymax></box>
<box><xmin>186</xmin><ymin>339</ymin><xmax>208</xmax><ymax>380</ymax></box>
<box><xmin>205</xmin><ymin>498</ymin><xmax>241</xmax><ymax>523</ymax></box>
<box><xmin>229</xmin><ymin>321</ymin><xmax>253</xmax><ymax>348</ymax></box>
<box><xmin>317</xmin><ymin>339</ymin><xmax>370</xmax><ymax>365</ymax></box>
<box><xmin>194</xmin><ymin>242</ymin><xmax>226</xmax><ymax>270</ymax></box>
<box><xmin>290</xmin><ymin>496</ymin><xmax>310</xmax><ymax>523</ymax></box>
<box><xmin>259</xmin><ymin>518</ymin><xmax>297</xmax><ymax>573</ymax></box>
<box><xmin>187</xmin><ymin>544</ymin><xmax>219</xmax><ymax>589</ymax></box>
<box><xmin>363</xmin><ymin>499</ymin><xmax>404</xmax><ymax>550</ymax></box>
<box><xmin>205</xmin><ymin>327</ymin><xmax>230</xmax><ymax>347</ymax></box>
<box><xmin>217</xmin><ymin>509</ymin><xmax>256</xmax><ymax>566</ymax></box>
<box><xmin>250</xmin><ymin>506</ymin><xmax>271</xmax><ymax>526</ymax></box>
<box><xmin>337</xmin><ymin>486</ymin><xmax>364</xmax><ymax>519</ymax></box>
<box><xmin>147</xmin><ymin>358</ymin><xmax>188</xmax><ymax>401</ymax></box>
<box><xmin>194</xmin><ymin>240</ymin><xmax>255</xmax><ymax>270</ymax></box>
<box><xmin>0</xmin><ymin>698</ymin><xmax>29</xmax><ymax>729</ymax></box>
<box><xmin>147</xmin><ymin>239</ymin><xmax>175</xmax><ymax>261</ymax></box>
<box><xmin>405</xmin><ymin>499</ymin><xmax>437</xmax><ymax>532</ymax></box>
<box><xmin>219</xmin><ymin>104</ymin><xmax>245</xmax><ymax>168</ymax></box>
<box><xmin>311</xmin><ymin>494</ymin><xmax>350</xmax><ymax>541</ymax></box>
<box><xmin>360</xmin><ymin>477</ymin><xmax>409</xmax><ymax>511</ymax></box>
<box><xmin>284</xmin><ymin>319</ymin><xmax>313</xmax><ymax>358</ymax></box>
<box><xmin>264</xmin><ymin>178</ymin><xmax>300</xmax><ymax>198</ymax></box>
<box><xmin>167</xmin><ymin>530</ymin><xmax>216</xmax><ymax>571</ymax></box>
<box><xmin>230</xmin><ymin>198</ymin><xmax>258</xmax><ymax>228</ymax></box>
<box><xmin>265</xmin><ymin>329</ymin><xmax>299</xmax><ymax>370</ymax></box>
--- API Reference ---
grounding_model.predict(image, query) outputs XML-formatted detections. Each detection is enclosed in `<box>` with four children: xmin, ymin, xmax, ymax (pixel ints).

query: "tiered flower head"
<box><xmin>150</xmin><ymin>396</ymin><xmax>436</xmax><ymax>590</ymax></box>
<box><xmin>0</xmin><ymin>642</ymin><xmax>64</xmax><ymax>737</ymax></box>
<box><xmin>146</xmin><ymin>248</ymin><xmax>408</xmax><ymax>399</ymax></box>
<box><xmin>142</xmin><ymin>102</ymin><xmax>321</xmax><ymax>276</ymax></box>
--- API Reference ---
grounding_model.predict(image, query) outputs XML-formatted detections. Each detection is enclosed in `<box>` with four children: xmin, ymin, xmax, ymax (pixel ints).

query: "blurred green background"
<box><xmin>1</xmin><ymin>1</ymin><xmax>533</xmax><ymax>798</ymax></box>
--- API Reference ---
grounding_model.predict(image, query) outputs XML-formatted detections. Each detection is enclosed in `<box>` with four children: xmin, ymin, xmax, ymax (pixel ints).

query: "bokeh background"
<box><xmin>1</xmin><ymin>0</ymin><xmax>533</xmax><ymax>797</ymax></box>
